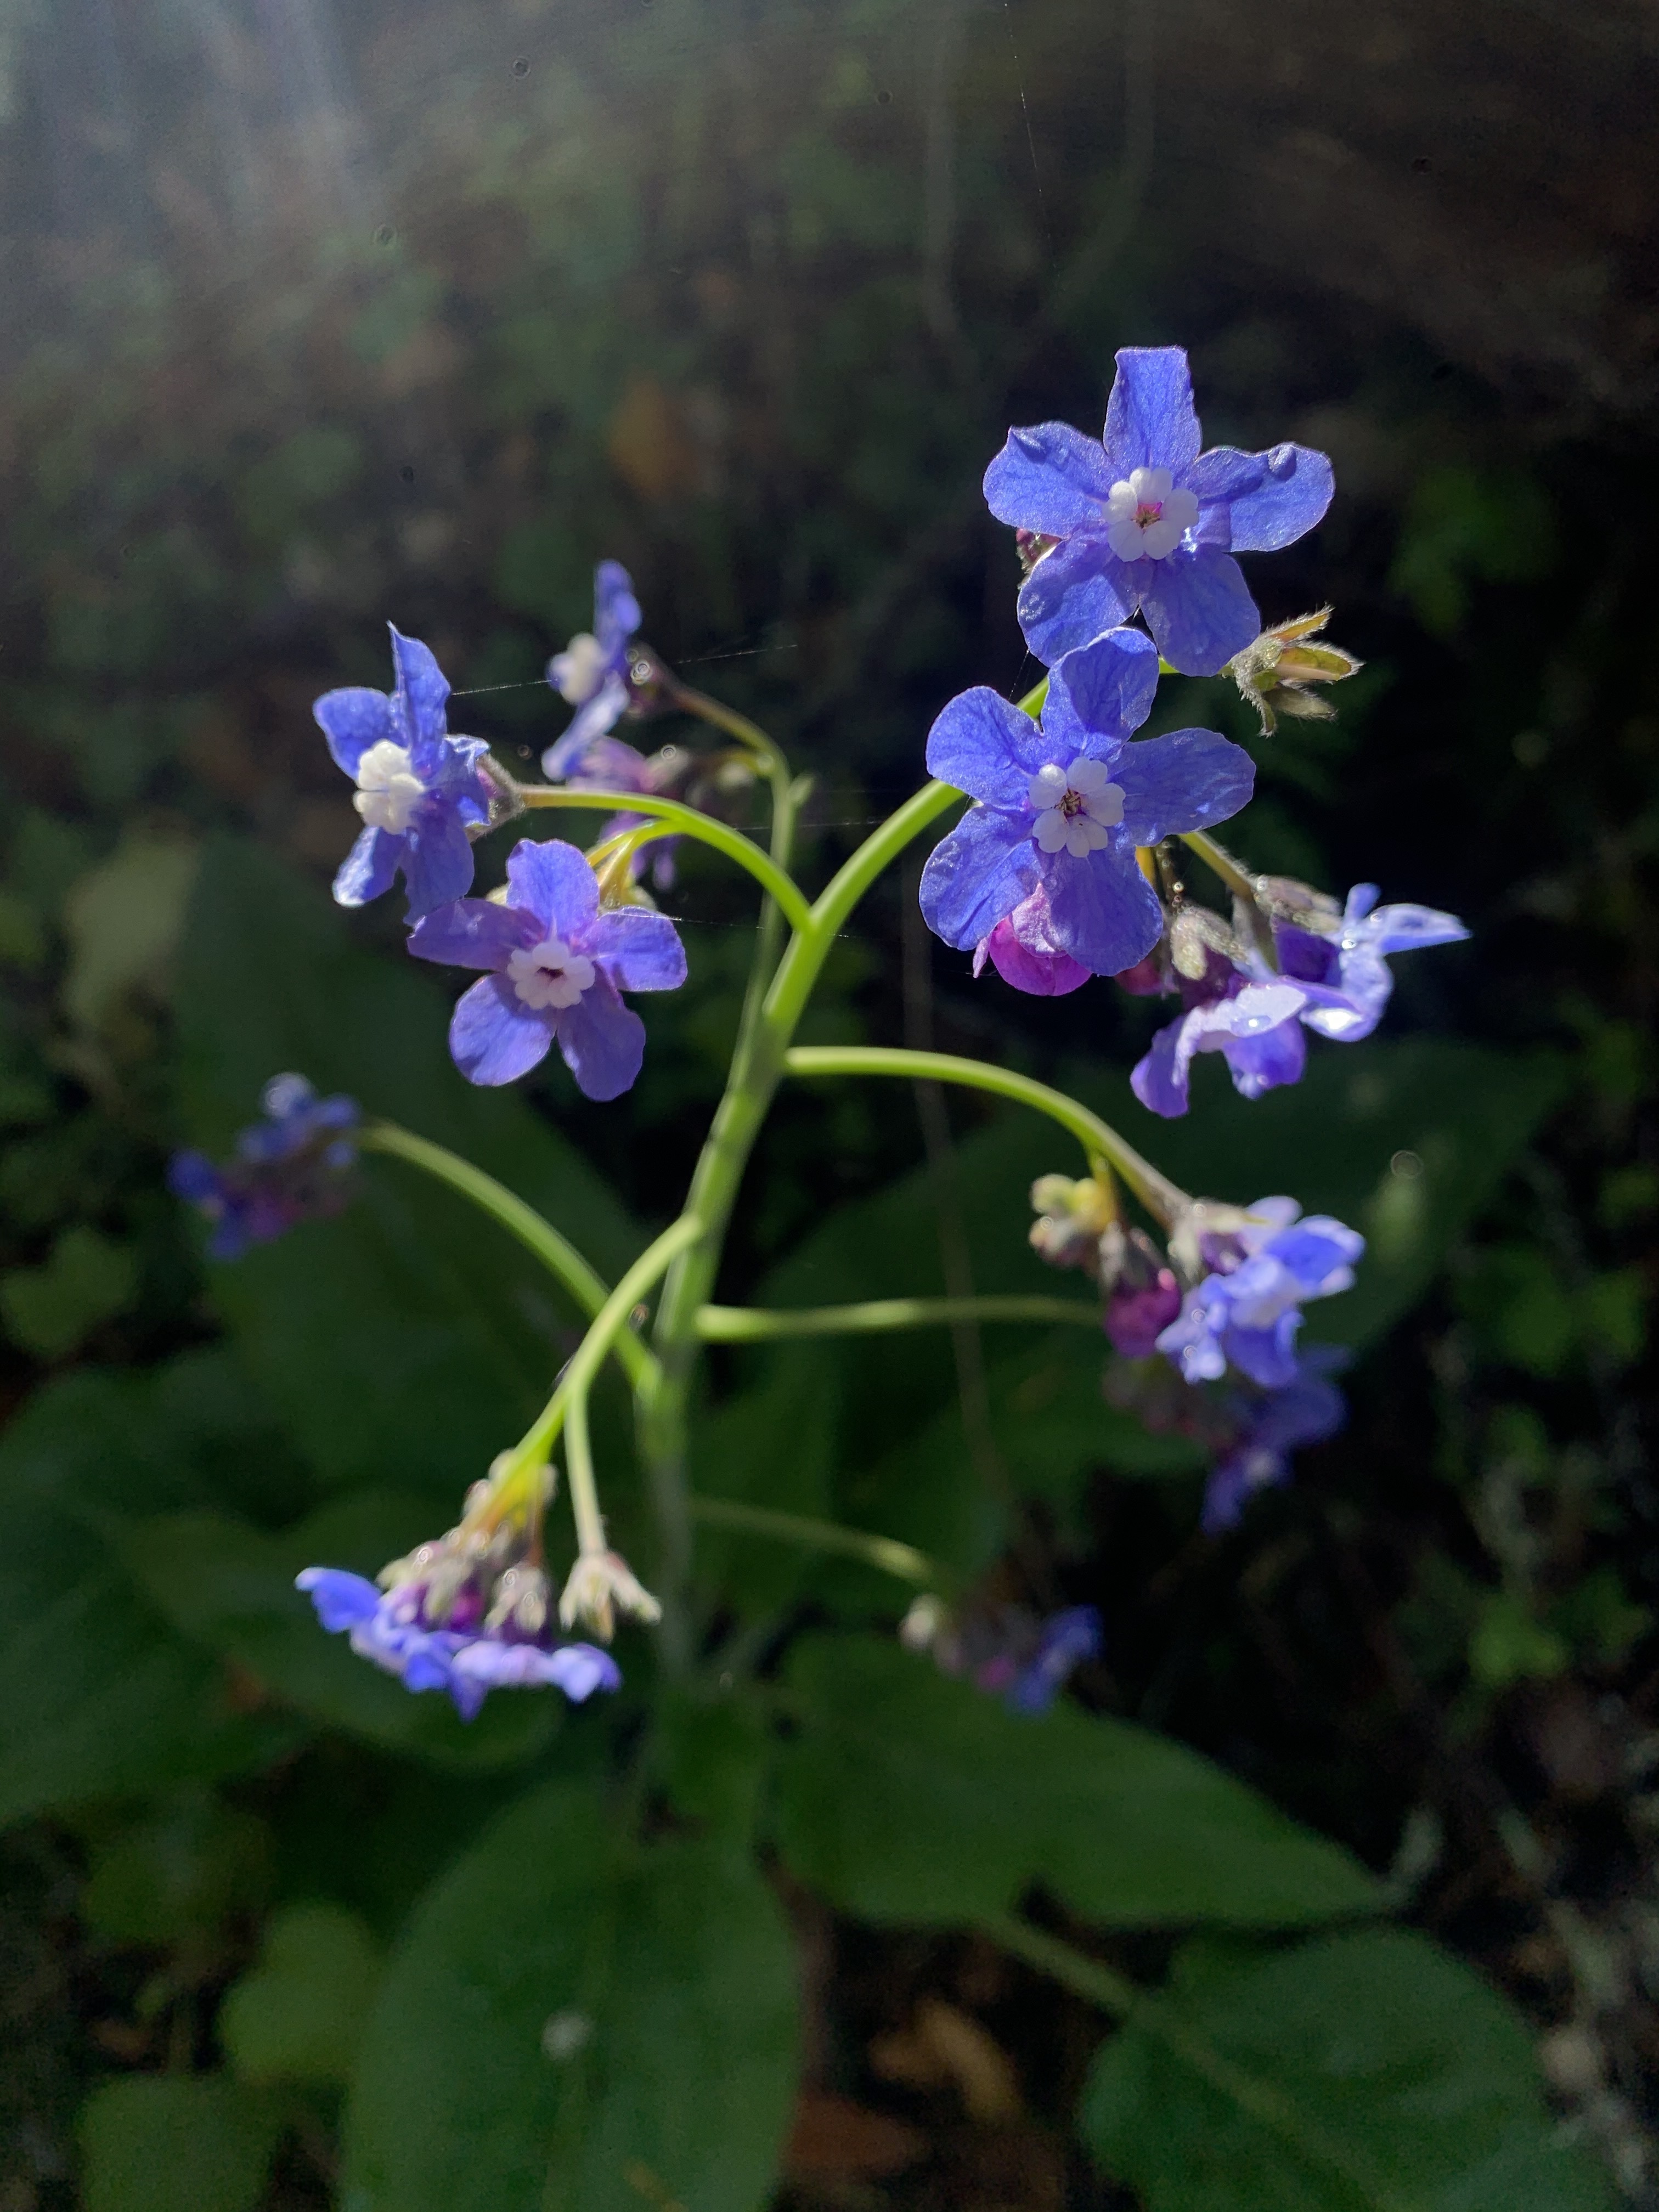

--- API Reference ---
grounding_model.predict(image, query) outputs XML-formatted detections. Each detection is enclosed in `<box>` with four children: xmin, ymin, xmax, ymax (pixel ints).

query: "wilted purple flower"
<box><xmin>984</xmin><ymin>347</ymin><xmax>1334</xmax><ymax>675</ymax></box>
<box><xmin>913</xmin><ymin>1595</ymin><xmax>1103</xmax><ymax>1716</ymax></box>
<box><xmin>1005</xmin><ymin>1606</ymin><xmax>1105</xmax><ymax>1714</ymax></box>
<box><xmin>168</xmin><ymin>1074</ymin><xmax>358</xmax><ymax>1260</ymax></box>
<box><xmin>407</xmin><ymin>838</ymin><xmax>686</xmax><ymax>1098</ymax></box>
<box><xmin>1203</xmin><ymin>1357</ymin><xmax>1348</xmax><ymax>1532</ymax></box>
<box><xmin>920</xmin><ymin>629</ymin><xmax>1254</xmax><ymax>975</ymax></box>
<box><xmin>1276</xmin><ymin>883</ymin><xmax>1468</xmax><ymax>1044</ymax></box>
<box><xmin>973</xmin><ymin>884</ymin><xmax>1090</xmax><ymax>996</ymax></box>
<box><xmin>543</xmin><ymin>561</ymin><xmax>644</xmax><ymax>778</ymax></box>
<box><xmin>295</xmin><ymin>1567</ymin><xmax>619</xmax><ymax>1721</ymax></box>
<box><xmin>1158</xmin><ymin>1198</ymin><xmax>1364</xmax><ymax>1390</ymax></box>
<box><xmin>1104</xmin><ymin>1256</ymin><xmax>1184</xmax><ymax>1358</ymax></box>
<box><xmin>315</xmin><ymin>628</ymin><xmax>496</xmax><ymax>923</ymax></box>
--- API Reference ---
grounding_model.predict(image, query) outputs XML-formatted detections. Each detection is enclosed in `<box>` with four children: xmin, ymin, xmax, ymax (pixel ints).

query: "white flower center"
<box><xmin>551</xmin><ymin>631</ymin><xmax>607</xmax><ymax>705</ymax></box>
<box><xmin>1103</xmin><ymin>465</ymin><xmax>1200</xmax><ymax>562</ymax></box>
<box><xmin>1027</xmin><ymin>757</ymin><xmax>1126</xmax><ymax>859</ymax></box>
<box><xmin>352</xmin><ymin>739</ymin><xmax>426</xmax><ymax>834</ymax></box>
<box><xmin>506</xmin><ymin>934</ymin><xmax>596</xmax><ymax>1012</ymax></box>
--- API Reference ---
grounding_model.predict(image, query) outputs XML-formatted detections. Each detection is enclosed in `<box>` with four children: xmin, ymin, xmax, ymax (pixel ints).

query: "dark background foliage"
<box><xmin>0</xmin><ymin>0</ymin><xmax>1655</xmax><ymax>2205</ymax></box>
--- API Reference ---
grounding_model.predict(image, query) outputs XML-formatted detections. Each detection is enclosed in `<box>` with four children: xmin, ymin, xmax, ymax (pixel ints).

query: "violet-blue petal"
<box><xmin>1015</xmin><ymin>534</ymin><xmax>1137</xmax><ymax>667</ymax></box>
<box><xmin>296</xmin><ymin>1567</ymin><xmax>381</xmax><ymax>1633</ymax></box>
<box><xmin>1006</xmin><ymin>1606</ymin><xmax>1103</xmax><ymax>1714</ymax></box>
<box><xmin>925</xmin><ymin>687</ymin><xmax>1050</xmax><ymax>808</ymax></box>
<box><xmin>1137</xmin><ymin>546</ymin><xmax>1261</xmax><ymax>676</ymax></box>
<box><xmin>1184</xmin><ymin>445</ymin><xmax>1267</xmax><ymax>506</ymax></box>
<box><xmin>1221</xmin><ymin>1005</ymin><xmax>1308</xmax><ymax>1099</ymax></box>
<box><xmin>400</xmin><ymin>803</ymin><xmax>477</xmax><ymax>922</ymax></box>
<box><xmin>1130</xmin><ymin>1020</ymin><xmax>1192</xmax><ymax>1118</ymax></box>
<box><xmin>1115</xmin><ymin>726</ymin><xmax>1256</xmax><ymax>846</ymax></box>
<box><xmin>594</xmin><ymin>559</ymin><xmax>642</xmax><ymax>652</ymax></box>
<box><xmin>407</xmin><ymin>897</ymin><xmax>536</xmax><ymax>973</ymax></box>
<box><xmin>505</xmin><ymin>836</ymin><xmax>601</xmax><ymax>938</ymax></box>
<box><xmin>313</xmin><ymin>686</ymin><xmax>394</xmax><ymax>777</ymax></box>
<box><xmin>388</xmin><ymin>626</ymin><xmax>452</xmax><ymax>774</ymax></box>
<box><xmin>586</xmin><ymin>906</ymin><xmax>688</xmax><ymax>994</ymax></box>
<box><xmin>449</xmin><ymin>974</ymin><xmax>555</xmax><ymax>1087</ymax></box>
<box><xmin>1224</xmin><ymin>444</ymin><xmax>1335</xmax><ymax>552</ymax></box>
<box><xmin>554</xmin><ymin>973</ymin><xmax>646</xmax><ymax>1102</ymax></box>
<box><xmin>1224</xmin><ymin>1313</ymin><xmax>1305</xmax><ymax>1390</ymax></box>
<box><xmin>1103</xmin><ymin>347</ymin><xmax>1203</xmax><ymax>476</ymax></box>
<box><xmin>983</xmin><ymin>422</ymin><xmax>1116</xmax><ymax>534</ymax></box>
<box><xmin>1041</xmin><ymin>627</ymin><xmax>1159</xmax><ymax>754</ymax></box>
<box><xmin>1272</xmin><ymin>1216</ymin><xmax>1365</xmax><ymax>1291</ymax></box>
<box><xmin>541</xmin><ymin>676</ymin><xmax>630</xmax><ymax>778</ymax></box>
<box><xmin>919</xmin><ymin>806</ymin><xmax>1040</xmax><ymax>952</ymax></box>
<box><xmin>333</xmin><ymin>824</ymin><xmax>404</xmax><ymax>909</ymax></box>
<box><xmin>1364</xmin><ymin>899</ymin><xmax>1470</xmax><ymax>957</ymax></box>
<box><xmin>1041</xmin><ymin>849</ymin><xmax>1164</xmax><ymax>976</ymax></box>
<box><xmin>167</xmin><ymin>1149</ymin><xmax>222</xmax><ymax>1204</ymax></box>
<box><xmin>1130</xmin><ymin>981</ymin><xmax>1306</xmax><ymax>1119</ymax></box>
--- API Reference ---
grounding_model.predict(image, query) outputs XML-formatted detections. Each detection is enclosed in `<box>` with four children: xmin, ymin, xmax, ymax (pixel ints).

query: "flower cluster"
<box><xmin>169</xmin><ymin>1074</ymin><xmax>359</xmax><ymax>1260</ymax></box>
<box><xmin>902</xmin><ymin>1594</ymin><xmax>1104</xmax><ymax>1716</ymax></box>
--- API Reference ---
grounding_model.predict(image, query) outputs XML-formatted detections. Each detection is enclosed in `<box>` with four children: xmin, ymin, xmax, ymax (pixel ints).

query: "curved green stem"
<box><xmin>695</xmin><ymin>1295</ymin><xmax>1102</xmax><ymax>1341</ymax></box>
<box><xmin>358</xmin><ymin>1122</ymin><xmax>657</xmax><ymax>1395</ymax></box>
<box><xmin>689</xmin><ymin>1495</ymin><xmax>938</xmax><ymax>1586</ymax></box>
<box><xmin>782</xmin><ymin>1046</ymin><xmax>1188</xmax><ymax>1226</ymax></box>
<box><xmin>517</xmin><ymin>786</ymin><xmax>812</xmax><ymax>932</ymax></box>
<box><xmin>1180</xmin><ymin>827</ymin><xmax>1259</xmax><ymax>903</ymax></box>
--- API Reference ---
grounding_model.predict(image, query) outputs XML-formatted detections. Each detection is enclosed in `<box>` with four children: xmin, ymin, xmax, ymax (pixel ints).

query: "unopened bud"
<box><xmin>1228</xmin><ymin>608</ymin><xmax>1362</xmax><ymax>737</ymax></box>
<box><xmin>1029</xmin><ymin>1172</ymin><xmax>1116</xmax><ymax>1278</ymax></box>
<box><xmin>558</xmin><ymin>1550</ymin><xmax>663</xmax><ymax>1643</ymax></box>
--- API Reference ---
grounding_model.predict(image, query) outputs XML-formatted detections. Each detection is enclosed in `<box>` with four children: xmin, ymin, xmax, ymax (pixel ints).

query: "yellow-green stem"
<box><xmin>695</xmin><ymin>1295</ymin><xmax>1102</xmax><ymax>1341</ymax></box>
<box><xmin>516</xmin><ymin>785</ymin><xmax>812</xmax><ymax>930</ymax></box>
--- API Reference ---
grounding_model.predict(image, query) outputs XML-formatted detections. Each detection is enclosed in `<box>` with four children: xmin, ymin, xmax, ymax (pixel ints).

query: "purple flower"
<box><xmin>296</xmin><ymin>1567</ymin><xmax>620</xmax><ymax>1722</ymax></box>
<box><xmin>920</xmin><ymin>629</ymin><xmax>1254</xmax><ymax>975</ymax></box>
<box><xmin>1202</xmin><ymin>1357</ymin><xmax>1347</xmax><ymax>1532</ymax></box>
<box><xmin>543</xmin><ymin>561</ymin><xmax>644</xmax><ymax>778</ymax></box>
<box><xmin>984</xmin><ymin>347</ymin><xmax>1334</xmax><ymax>675</ymax></box>
<box><xmin>1105</xmin><ymin>1265</ymin><xmax>1184</xmax><ymax>1358</ymax></box>
<box><xmin>1005</xmin><ymin>1606</ymin><xmax>1104</xmax><ymax>1714</ymax></box>
<box><xmin>557</xmin><ymin>733</ymin><xmax>684</xmax><ymax>892</ymax></box>
<box><xmin>168</xmin><ymin>1074</ymin><xmax>359</xmax><ymax>1260</ymax></box>
<box><xmin>1275</xmin><ymin>883</ymin><xmax>1468</xmax><ymax>1045</ymax></box>
<box><xmin>407</xmin><ymin>837</ymin><xmax>686</xmax><ymax>1098</ymax></box>
<box><xmin>315</xmin><ymin>628</ymin><xmax>497</xmax><ymax>923</ymax></box>
<box><xmin>1157</xmin><ymin>1198</ymin><xmax>1364</xmax><ymax>1390</ymax></box>
<box><xmin>973</xmin><ymin>884</ymin><xmax>1091</xmax><ymax>996</ymax></box>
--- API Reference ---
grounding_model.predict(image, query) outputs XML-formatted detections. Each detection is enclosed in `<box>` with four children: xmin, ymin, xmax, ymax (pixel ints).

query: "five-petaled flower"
<box><xmin>315</xmin><ymin>627</ymin><xmax>496</xmax><ymax>923</ymax></box>
<box><xmin>983</xmin><ymin>347</ymin><xmax>1334</xmax><ymax>675</ymax></box>
<box><xmin>408</xmin><ymin>837</ymin><xmax>686</xmax><ymax>1097</ymax></box>
<box><xmin>543</xmin><ymin>560</ymin><xmax>644</xmax><ymax>778</ymax></box>
<box><xmin>920</xmin><ymin>628</ymin><xmax>1254</xmax><ymax>976</ymax></box>
<box><xmin>168</xmin><ymin>1073</ymin><xmax>359</xmax><ymax>1260</ymax></box>
<box><xmin>1157</xmin><ymin>1198</ymin><xmax>1364</xmax><ymax>1390</ymax></box>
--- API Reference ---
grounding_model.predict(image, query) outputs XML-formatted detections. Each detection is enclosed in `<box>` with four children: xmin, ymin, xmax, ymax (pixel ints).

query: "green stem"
<box><xmin>1179</xmin><ymin>827</ymin><xmax>1259</xmax><ymax>904</ymax></box>
<box><xmin>358</xmin><ymin>1122</ymin><xmax>656</xmax><ymax>1395</ymax></box>
<box><xmin>695</xmin><ymin>1295</ymin><xmax>1102</xmax><ymax>1341</ymax></box>
<box><xmin>688</xmin><ymin>1496</ymin><xmax>938</xmax><ymax>1585</ymax></box>
<box><xmin>983</xmin><ymin>1915</ymin><xmax>1407</xmax><ymax>2212</ymax></box>
<box><xmin>517</xmin><ymin>786</ymin><xmax>812</xmax><ymax>932</ymax></box>
<box><xmin>782</xmin><ymin>1046</ymin><xmax>1188</xmax><ymax>1227</ymax></box>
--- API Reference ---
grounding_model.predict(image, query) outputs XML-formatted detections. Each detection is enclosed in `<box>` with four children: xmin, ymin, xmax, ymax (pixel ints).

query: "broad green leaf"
<box><xmin>0</xmin><ymin>1223</ymin><xmax>138</xmax><ymax>1359</ymax></box>
<box><xmin>83</xmin><ymin>1791</ymin><xmax>270</xmax><ymax>1945</ymax></box>
<box><xmin>1081</xmin><ymin>1928</ymin><xmax>1613</xmax><ymax>2211</ymax></box>
<box><xmin>221</xmin><ymin>1901</ymin><xmax>383</xmax><ymax>2087</ymax></box>
<box><xmin>342</xmin><ymin>1778</ymin><xmax>798</xmax><ymax>2212</ymax></box>
<box><xmin>774</xmin><ymin>1637</ymin><xmax>1379</xmax><ymax>1928</ymax></box>
<box><xmin>79</xmin><ymin>2075</ymin><xmax>281</xmax><ymax>2212</ymax></box>
<box><xmin>122</xmin><ymin>1494</ymin><xmax>556</xmax><ymax>1769</ymax></box>
<box><xmin>174</xmin><ymin>837</ymin><xmax>641</xmax><ymax>1501</ymax></box>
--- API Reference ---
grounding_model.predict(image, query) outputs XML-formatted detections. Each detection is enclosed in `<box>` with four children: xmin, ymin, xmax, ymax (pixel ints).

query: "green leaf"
<box><xmin>83</xmin><ymin>1790</ymin><xmax>270</xmax><ymax>1945</ymax></box>
<box><xmin>174</xmin><ymin>836</ymin><xmax>641</xmax><ymax>1502</ymax></box>
<box><xmin>79</xmin><ymin>2075</ymin><xmax>282</xmax><ymax>2212</ymax></box>
<box><xmin>221</xmin><ymin>1901</ymin><xmax>383</xmax><ymax>2087</ymax></box>
<box><xmin>1081</xmin><ymin>1928</ymin><xmax>1613</xmax><ymax>2210</ymax></box>
<box><xmin>342</xmin><ymin>1778</ymin><xmax>798</xmax><ymax>2212</ymax></box>
<box><xmin>63</xmin><ymin>833</ymin><xmax>199</xmax><ymax>1030</ymax></box>
<box><xmin>774</xmin><ymin>1637</ymin><xmax>1379</xmax><ymax>1928</ymax></box>
<box><xmin>0</xmin><ymin>1223</ymin><xmax>139</xmax><ymax>1359</ymax></box>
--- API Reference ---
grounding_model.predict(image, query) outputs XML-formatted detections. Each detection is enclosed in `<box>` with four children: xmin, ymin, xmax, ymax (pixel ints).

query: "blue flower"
<box><xmin>1005</xmin><ymin>1605</ymin><xmax>1104</xmax><ymax>1714</ymax></box>
<box><xmin>296</xmin><ymin>1567</ymin><xmax>619</xmax><ymax>1722</ymax></box>
<box><xmin>543</xmin><ymin>561</ymin><xmax>644</xmax><ymax>778</ymax></box>
<box><xmin>919</xmin><ymin>629</ymin><xmax>1254</xmax><ymax>975</ymax></box>
<box><xmin>407</xmin><ymin>837</ymin><xmax>686</xmax><ymax>1097</ymax></box>
<box><xmin>1131</xmin><ymin>884</ymin><xmax>1468</xmax><ymax>1118</ymax></box>
<box><xmin>315</xmin><ymin>628</ymin><xmax>496</xmax><ymax>923</ymax></box>
<box><xmin>168</xmin><ymin>1073</ymin><xmax>359</xmax><ymax>1259</ymax></box>
<box><xmin>1202</xmin><ymin>1357</ymin><xmax>1347</xmax><ymax>1532</ymax></box>
<box><xmin>1157</xmin><ymin>1198</ymin><xmax>1364</xmax><ymax>1389</ymax></box>
<box><xmin>984</xmin><ymin>347</ymin><xmax>1334</xmax><ymax>674</ymax></box>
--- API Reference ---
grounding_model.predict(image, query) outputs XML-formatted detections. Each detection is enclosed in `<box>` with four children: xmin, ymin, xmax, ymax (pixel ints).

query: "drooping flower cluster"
<box><xmin>169</xmin><ymin>1074</ymin><xmax>359</xmax><ymax>1260</ymax></box>
<box><xmin>902</xmin><ymin>1594</ymin><xmax>1104</xmax><ymax>1716</ymax></box>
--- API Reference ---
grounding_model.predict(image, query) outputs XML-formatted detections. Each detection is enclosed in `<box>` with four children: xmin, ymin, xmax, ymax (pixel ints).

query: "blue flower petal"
<box><xmin>593</xmin><ymin>560</ymin><xmax>642</xmax><ymax>656</ymax></box>
<box><xmin>1041</xmin><ymin>627</ymin><xmax>1159</xmax><ymax>754</ymax></box>
<box><xmin>296</xmin><ymin>1567</ymin><xmax>381</xmax><ymax>1633</ymax></box>
<box><xmin>505</xmin><ymin>837</ymin><xmax>601</xmax><ymax>938</ymax></box>
<box><xmin>400</xmin><ymin>803</ymin><xmax>477</xmax><ymax>922</ymax></box>
<box><xmin>407</xmin><ymin>898</ymin><xmax>534</xmax><ymax>972</ymax></box>
<box><xmin>1136</xmin><ymin>546</ymin><xmax>1260</xmax><ymax>675</ymax></box>
<box><xmin>586</xmin><ymin>907</ymin><xmax>688</xmax><ymax>994</ymax></box>
<box><xmin>983</xmin><ymin>421</ymin><xmax>1115</xmax><ymax>534</ymax></box>
<box><xmin>1115</xmin><ymin>726</ymin><xmax>1256</xmax><ymax>846</ymax></box>
<box><xmin>1221</xmin><ymin>1002</ymin><xmax>1308</xmax><ymax>1099</ymax></box>
<box><xmin>449</xmin><ymin>974</ymin><xmax>556</xmax><ymax>1086</ymax></box>
<box><xmin>554</xmin><ymin>973</ymin><xmax>646</xmax><ymax>1101</ymax></box>
<box><xmin>1224</xmin><ymin>444</ymin><xmax>1334</xmax><ymax>552</ymax></box>
<box><xmin>918</xmin><ymin>806</ymin><xmax>1039</xmax><ymax>952</ymax></box>
<box><xmin>1103</xmin><ymin>347</ymin><xmax>1203</xmax><ymax>477</ymax></box>
<box><xmin>333</xmin><ymin>824</ymin><xmax>405</xmax><ymax>909</ymax></box>
<box><xmin>388</xmin><ymin>627</ymin><xmax>453</xmax><ymax>770</ymax></box>
<box><xmin>1130</xmin><ymin>1018</ymin><xmax>1193</xmax><ymax>1118</ymax></box>
<box><xmin>924</xmin><ymin>688</ymin><xmax>1048</xmax><ymax>808</ymax></box>
<box><xmin>1185</xmin><ymin>445</ymin><xmax>1267</xmax><ymax>506</ymax></box>
<box><xmin>541</xmin><ymin>675</ymin><xmax>630</xmax><ymax>777</ymax></box>
<box><xmin>1015</xmin><ymin>535</ymin><xmax>1137</xmax><ymax>667</ymax></box>
<box><xmin>1364</xmin><ymin>900</ymin><xmax>1470</xmax><ymax>956</ymax></box>
<box><xmin>1042</xmin><ymin>848</ymin><xmax>1164</xmax><ymax>975</ymax></box>
<box><xmin>313</xmin><ymin>686</ymin><xmax>394</xmax><ymax>776</ymax></box>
